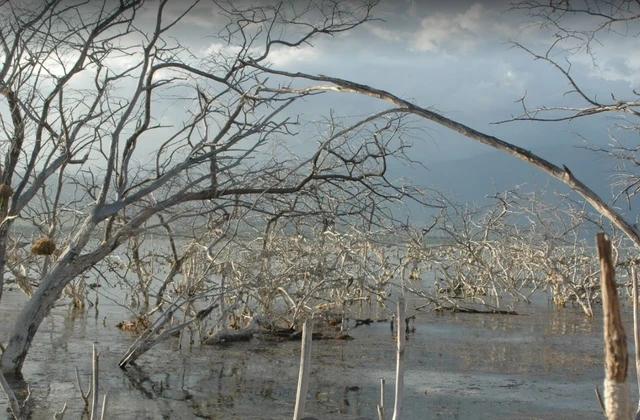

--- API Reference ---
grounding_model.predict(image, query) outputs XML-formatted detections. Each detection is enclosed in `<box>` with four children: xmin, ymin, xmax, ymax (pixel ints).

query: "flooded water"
<box><xmin>0</xmin><ymin>288</ymin><xmax>630</xmax><ymax>419</ymax></box>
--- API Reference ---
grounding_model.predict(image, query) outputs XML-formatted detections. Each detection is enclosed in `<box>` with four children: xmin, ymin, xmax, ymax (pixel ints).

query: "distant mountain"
<box><xmin>400</xmin><ymin>143</ymin><xmax>638</xmax><ymax>220</ymax></box>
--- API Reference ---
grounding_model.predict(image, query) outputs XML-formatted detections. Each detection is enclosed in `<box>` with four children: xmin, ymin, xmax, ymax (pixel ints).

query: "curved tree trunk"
<box><xmin>1</xmin><ymin>218</ymin><xmax>97</xmax><ymax>374</ymax></box>
<box><xmin>247</xmin><ymin>66</ymin><xmax>640</xmax><ymax>250</ymax></box>
<box><xmin>2</xmin><ymin>262</ymin><xmax>75</xmax><ymax>374</ymax></box>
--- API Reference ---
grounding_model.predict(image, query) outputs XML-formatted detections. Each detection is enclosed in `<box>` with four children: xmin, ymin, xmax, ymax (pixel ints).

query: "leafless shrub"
<box><xmin>397</xmin><ymin>188</ymin><xmax>635</xmax><ymax>316</ymax></box>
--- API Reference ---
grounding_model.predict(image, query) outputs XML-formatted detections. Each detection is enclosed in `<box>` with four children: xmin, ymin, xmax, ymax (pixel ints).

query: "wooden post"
<box><xmin>597</xmin><ymin>232</ymin><xmax>632</xmax><ymax>419</ymax></box>
<box><xmin>377</xmin><ymin>378</ymin><xmax>385</xmax><ymax>420</ymax></box>
<box><xmin>100</xmin><ymin>393</ymin><xmax>108</xmax><ymax>420</ymax></box>
<box><xmin>90</xmin><ymin>344</ymin><xmax>99</xmax><ymax>420</ymax></box>
<box><xmin>393</xmin><ymin>297</ymin><xmax>405</xmax><ymax>420</ymax></box>
<box><xmin>293</xmin><ymin>319</ymin><xmax>313</xmax><ymax>420</ymax></box>
<box><xmin>632</xmin><ymin>266</ymin><xmax>640</xmax><ymax>420</ymax></box>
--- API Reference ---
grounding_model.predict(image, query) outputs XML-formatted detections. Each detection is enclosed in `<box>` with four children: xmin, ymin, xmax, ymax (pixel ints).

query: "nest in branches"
<box><xmin>31</xmin><ymin>237</ymin><xmax>56</xmax><ymax>256</ymax></box>
<box><xmin>116</xmin><ymin>316</ymin><xmax>151</xmax><ymax>333</ymax></box>
<box><xmin>0</xmin><ymin>184</ymin><xmax>13</xmax><ymax>199</ymax></box>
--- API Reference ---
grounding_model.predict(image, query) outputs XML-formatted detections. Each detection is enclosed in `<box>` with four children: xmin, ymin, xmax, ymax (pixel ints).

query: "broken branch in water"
<box><xmin>53</xmin><ymin>402</ymin><xmax>67</xmax><ymax>419</ymax></box>
<box><xmin>75</xmin><ymin>366</ymin><xmax>91</xmax><ymax>408</ymax></box>
<box><xmin>435</xmin><ymin>306</ymin><xmax>519</xmax><ymax>315</ymax></box>
<box><xmin>203</xmin><ymin>315</ymin><xmax>266</xmax><ymax>345</ymax></box>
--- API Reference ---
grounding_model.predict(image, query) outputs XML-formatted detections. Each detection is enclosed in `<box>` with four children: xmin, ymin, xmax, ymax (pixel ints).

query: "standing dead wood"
<box><xmin>100</xmin><ymin>393</ymin><xmax>107</xmax><ymax>420</ymax></box>
<box><xmin>632</xmin><ymin>266</ymin><xmax>640</xmax><ymax>420</ymax></box>
<box><xmin>293</xmin><ymin>319</ymin><xmax>313</xmax><ymax>420</ymax></box>
<box><xmin>0</xmin><ymin>0</ymin><xmax>398</xmax><ymax>378</ymax></box>
<box><xmin>377</xmin><ymin>377</ymin><xmax>386</xmax><ymax>420</ymax></box>
<box><xmin>393</xmin><ymin>297</ymin><xmax>405</xmax><ymax>420</ymax></box>
<box><xmin>53</xmin><ymin>402</ymin><xmax>67</xmax><ymax>419</ymax></box>
<box><xmin>597</xmin><ymin>232</ymin><xmax>632</xmax><ymax>419</ymax></box>
<box><xmin>74</xmin><ymin>366</ymin><xmax>91</xmax><ymax>408</ymax></box>
<box><xmin>90</xmin><ymin>345</ymin><xmax>99</xmax><ymax>420</ymax></box>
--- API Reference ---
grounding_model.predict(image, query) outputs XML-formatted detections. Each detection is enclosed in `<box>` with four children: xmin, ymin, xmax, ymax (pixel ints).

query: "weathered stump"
<box><xmin>597</xmin><ymin>232</ymin><xmax>632</xmax><ymax>419</ymax></box>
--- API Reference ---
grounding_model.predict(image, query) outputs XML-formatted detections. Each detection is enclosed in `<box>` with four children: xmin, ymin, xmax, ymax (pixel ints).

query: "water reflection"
<box><xmin>0</xmin><ymin>289</ymin><xmax>626</xmax><ymax>419</ymax></box>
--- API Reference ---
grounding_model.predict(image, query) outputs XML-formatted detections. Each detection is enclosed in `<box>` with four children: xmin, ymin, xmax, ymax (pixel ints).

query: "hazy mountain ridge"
<box><xmin>424</xmin><ymin>144</ymin><xmax>626</xmax><ymax>204</ymax></box>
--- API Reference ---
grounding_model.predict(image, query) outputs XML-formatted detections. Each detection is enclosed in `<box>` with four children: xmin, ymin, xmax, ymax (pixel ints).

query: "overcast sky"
<box><xmin>234</xmin><ymin>0</ymin><xmax>638</xmax><ymax>165</ymax></box>
<box><xmin>33</xmin><ymin>0</ymin><xmax>637</xmax><ymax>203</ymax></box>
<box><xmin>117</xmin><ymin>0</ymin><xmax>638</xmax><ymax>163</ymax></box>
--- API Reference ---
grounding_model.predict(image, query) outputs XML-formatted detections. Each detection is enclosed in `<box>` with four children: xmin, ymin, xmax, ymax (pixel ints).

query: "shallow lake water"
<box><xmin>0</xmin><ymin>288</ymin><xmax>631</xmax><ymax>419</ymax></box>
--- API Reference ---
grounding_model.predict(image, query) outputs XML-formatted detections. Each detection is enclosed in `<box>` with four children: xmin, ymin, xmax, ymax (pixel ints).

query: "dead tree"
<box><xmin>0</xmin><ymin>0</ymin><xmax>423</xmax><ymax>376</ymax></box>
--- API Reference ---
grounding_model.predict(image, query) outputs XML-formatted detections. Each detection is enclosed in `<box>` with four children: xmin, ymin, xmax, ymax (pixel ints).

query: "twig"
<box><xmin>75</xmin><ymin>366</ymin><xmax>91</xmax><ymax>408</ymax></box>
<box><xmin>53</xmin><ymin>402</ymin><xmax>67</xmax><ymax>419</ymax></box>
<box><xmin>22</xmin><ymin>385</ymin><xmax>31</xmax><ymax>412</ymax></box>
<box><xmin>595</xmin><ymin>385</ymin><xmax>606</xmax><ymax>416</ymax></box>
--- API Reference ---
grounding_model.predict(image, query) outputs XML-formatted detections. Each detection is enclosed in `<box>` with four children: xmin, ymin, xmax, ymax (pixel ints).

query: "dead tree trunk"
<box><xmin>597</xmin><ymin>232</ymin><xmax>632</xmax><ymax>419</ymax></box>
<box><xmin>1</xmin><ymin>218</ymin><xmax>99</xmax><ymax>374</ymax></box>
<box><xmin>632</xmin><ymin>266</ymin><xmax>640</xmax><ymax>420</ymax></box>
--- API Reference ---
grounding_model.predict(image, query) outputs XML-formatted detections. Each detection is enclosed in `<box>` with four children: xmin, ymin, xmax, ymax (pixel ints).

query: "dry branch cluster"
<box><xmin>0</xmin><ymin>0</ymin><xmax>639</xmax><ymax>417</ymax></box>
<box><xmin>399</xmin><ymin>190</ymin><xmax>638</xmax><ymax>316</ymax></box>
<box><xmin>110</xmin><ymin>209</ymin><xmax>403</xmax><ymax>366</ymax></box>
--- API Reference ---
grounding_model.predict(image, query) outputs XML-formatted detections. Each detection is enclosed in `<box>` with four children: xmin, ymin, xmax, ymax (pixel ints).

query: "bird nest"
<box><xmin>0</xmin><ymin>184</ymin><xmax>13</xmax><ymax>199</ymax></box>
<box><xmin>31</xmin><ymin>237</ymin><xmax>56</xmax><ymax>256</ymax></box>
<box><xmin>116</xmin><ymin>316</ymin><xmax>151</xmax><ymax>333</ymax></box>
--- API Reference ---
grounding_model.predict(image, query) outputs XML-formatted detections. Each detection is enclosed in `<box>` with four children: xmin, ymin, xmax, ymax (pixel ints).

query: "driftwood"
<box><xmin>415</xmin><ymin>294</ymin><xmax>519</xmax><ymax>315</ymax></box>
<box><xmin>597</xmin><ymin>232</ymin><xmax>632</xmax><ymax>420</ymax></box>
<box><xmin>203</xmin><ymin>316</ymin><xmax>266</xmax><ymax>345</ymax></box>
<box><xmin>289</xmin><ymin>331</ymin><xmax>354</xmax><ymax>341</ymax></box>
<box><xmin>434</xmin><ymin>304</ymin><xmax>518</xmax><ymax>315</ymax></box>
<box><xmin>119</xmin><ymin>301</ymin><xmax>218</xmax><ymax>367</ymax></box>
<box><xmin>203</xmin><ymin>317</ymin><xmax>354</xmax><ymax>345</ymax></box>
